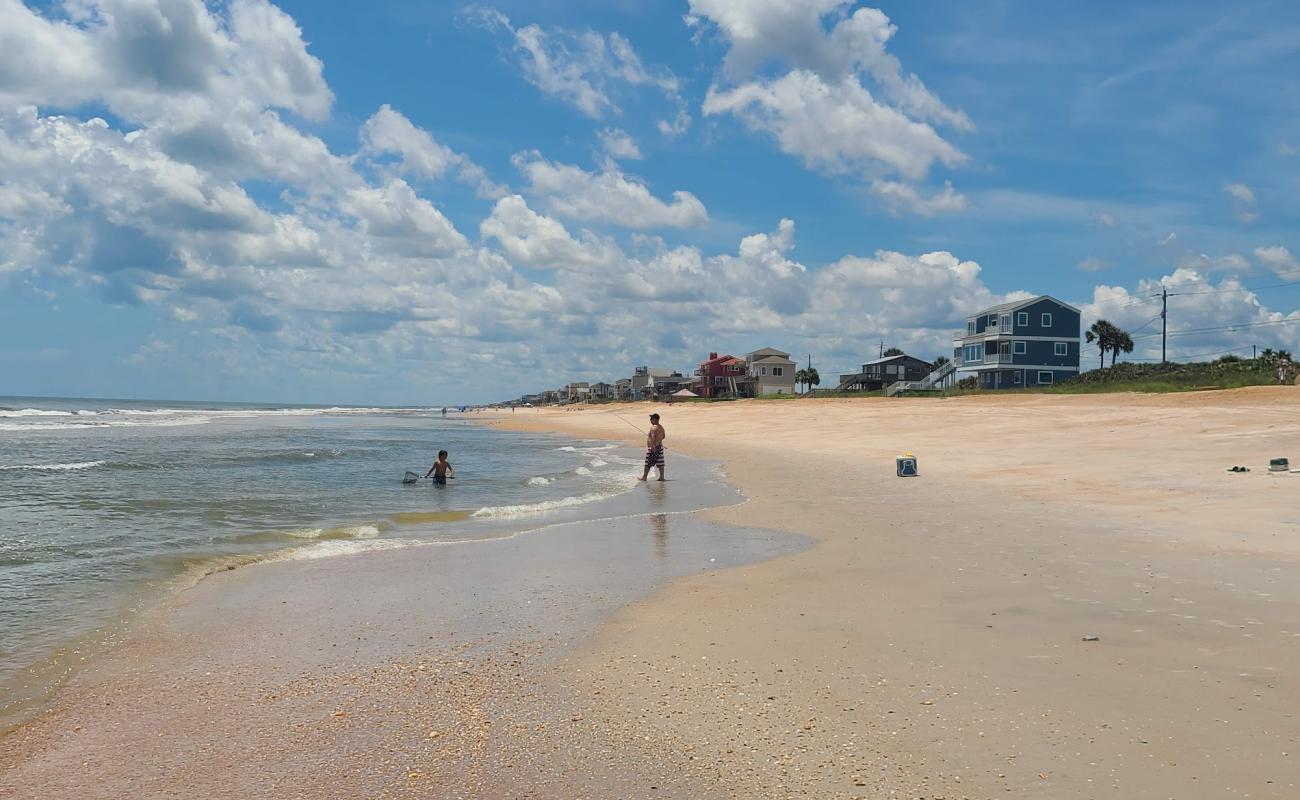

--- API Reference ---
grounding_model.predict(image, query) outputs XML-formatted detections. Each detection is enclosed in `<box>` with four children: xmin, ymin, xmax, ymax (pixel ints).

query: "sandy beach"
<box><xmin>4</xmin><ymin>389</ymin><xmax>1300</xmax><ymax>798</ymax></box>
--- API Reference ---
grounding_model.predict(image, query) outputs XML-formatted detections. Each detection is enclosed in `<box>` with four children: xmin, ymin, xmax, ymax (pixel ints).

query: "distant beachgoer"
<box><xmin>441</xmin><ymin>407</ymin><xmax>447</xmax><ymax>417</ymax></box>
<box><xmin>424</xmin><ymin>450</ymin><xmax>455</xmax><ymax>485</ymax></box>
<box><xmin>639</xmin><ymin>413</ymin><xmax>666</xmax><ymax>482</ymax></box>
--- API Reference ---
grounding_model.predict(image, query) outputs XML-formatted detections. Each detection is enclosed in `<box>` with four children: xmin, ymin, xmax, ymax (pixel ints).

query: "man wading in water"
<box><xmin>639</xmin><ymin>413</ymin><xmax>666</xmax><ymax>482</ymax></box>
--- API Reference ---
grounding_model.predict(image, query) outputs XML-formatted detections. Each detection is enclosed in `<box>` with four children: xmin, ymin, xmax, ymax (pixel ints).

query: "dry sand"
<box><xmin>4</xmin><ymin>388</ymin><xmax>1300</xmax><ymax>799</ymax></box>
<box><xmin>492</xmin><ymin>388</ymin><xmax>1300</xmax><ymax>798</ymax></box>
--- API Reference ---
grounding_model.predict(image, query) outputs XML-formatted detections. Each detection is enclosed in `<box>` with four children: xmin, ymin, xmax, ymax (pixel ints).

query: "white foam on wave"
<box><xmin>0</xmin><ymin>408</ymin><xmax>75</xmax><ymax>417</ymax></box>
<box><xmin>574</xmin><ymin>466</ymin><xmax>593</xmax><ymax>476</ymax></box>
<box><xmin>526</xmin><ymin>476</ymin><xmax>554</xmax><ymax>486</ymax></box>
<box><xmin>588</xmin><ymin>458</ymin><xmax>608</xmax><ymax>468</ymax></box>
<box><xmin>274</xmin><ymin>538</ymin><xmax>426</xmax><ymax>562</ymax></box>
<box><xmin>0</xmin><ymin>460</ymin><xmax>107</xmax><ymax>471</ymax></box>
<box><xmin>282</xmin><ymin>524</ymin><xmax>382</xmax><ymax>540</ymax></box>
<box><xmin>471</xmin><ymin>492</ymin><xmax>614</xmax><ymax>519</ymax></box>
<box><xmin>556</xmin><ymin>446</ymin><xmax>579</xmax><ymax>452</ymax></box>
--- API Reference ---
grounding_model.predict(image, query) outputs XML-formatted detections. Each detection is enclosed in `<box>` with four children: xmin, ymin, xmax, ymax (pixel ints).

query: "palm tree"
<box><xmin>1085</xmin><ymin>320</ymin><xmax>1117</xmax><ymax>368</ymax></box>
<box><xmin>1110</xmin><ymin>331</ymin><xmax>1134</xmax><ymax>366</ymax></box>
<box><xmin>882</xmin><ymin>347</ymin><xmax>904</xmax><ymax>357</ymax></box>
<box><xmin>795</xmin><ymin>367</ymin><xmax>821</xmax><ymax>394</ymax></box>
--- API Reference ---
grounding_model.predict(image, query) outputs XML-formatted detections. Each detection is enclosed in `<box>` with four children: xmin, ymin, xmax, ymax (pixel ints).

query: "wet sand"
<box><xmin>0</xmin><ymin>455</ymin><xmax>802</xmax><ymax>799</ymax></box>
<box><xmin>5</xmin><ymin>388</ymin><xmax>1300</xmax><ymax>798</ymax></box>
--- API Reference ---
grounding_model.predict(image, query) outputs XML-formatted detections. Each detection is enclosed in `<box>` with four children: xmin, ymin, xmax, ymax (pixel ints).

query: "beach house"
<box><xmin>613</xmin><ymin>378</ymin><xmax>632</xmax><ymax>400</ymax></box>
<box><xmin>954</xmin><ymin>296</ymin><xmax>1081</xmax><ymax>389</ymax></box>
<box><xmin>694</xmin><ymin>352</ymin><xmax>748</xmax><ymax>398</ymax></box>
<box><xmin>631</xmin><ymin>366</ymin><xmax>680</xmax><ymax>400</ymax></box>
<box><xmin>743</xmin><ymin>347</ymin><xmax>797</xmax><ymax>396</ymax></box>
<box><xmin>837</xmin><ymin>353</ymin><xmax>932</xmax><ymax>392</ymax></box>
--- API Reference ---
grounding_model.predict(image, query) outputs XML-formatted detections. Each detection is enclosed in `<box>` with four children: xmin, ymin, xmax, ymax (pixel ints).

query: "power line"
<box><xmin>1134</xmin><ymin>315</ymin><xmax>1300</xmax><ymax>341</ymax></box>
<box><xmin>1127</xmin><ymin>346</ymin><xmax>1254</xmax><ymax>362</ymax></box>
<box><xmin>1164</xmin><ymin>278</ymin><xmax>1300</xmax><ymax>298</ymax></box>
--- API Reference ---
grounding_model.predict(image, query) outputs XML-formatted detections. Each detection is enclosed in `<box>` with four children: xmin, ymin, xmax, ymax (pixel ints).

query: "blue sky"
<box><xmin>2</xmin><ymin>0</ymin><xmax>1299</xmax><ymax>403</ymax></box>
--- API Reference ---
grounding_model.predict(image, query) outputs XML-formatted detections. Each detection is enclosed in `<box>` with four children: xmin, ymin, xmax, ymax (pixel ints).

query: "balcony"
<box><xmin>982</xmin><ymin>352</ymin><xmax>1015</xmax><ymax>365</ymax></box>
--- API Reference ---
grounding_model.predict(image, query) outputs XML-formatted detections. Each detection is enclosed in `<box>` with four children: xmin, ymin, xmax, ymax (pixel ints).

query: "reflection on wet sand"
<box><xmin>650</xmin><ymin>514</ymin><xmax>669</xmax><ymax>559</ymax></box>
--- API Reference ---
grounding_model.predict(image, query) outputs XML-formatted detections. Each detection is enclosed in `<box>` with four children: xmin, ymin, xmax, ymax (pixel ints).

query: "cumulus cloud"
<box><xmin>513</xmin><ymin>152</ymin><xmax>708</xmax><ymax>229</ymax></box>
<box><xmin>3</xmin><ymin>0</ymin><xmax>1294</xmax><ymax>397</ymax></box>
<box><xmin>597</xmin><ymin>127</ymin><xmax>643</xmax><ymax>160</ymax></box>
<box><xmin>479</xmin><ymin>195</ymin><xmax>621</xmax><ymax>270</ymax></box>
<box><xmin>1255</xmin><ymin>246</ymin><xmax>1300</xmax><ymax>279</ymax></box>
<box><xmin>473</xmin><ymin>8</ymin><xmax>680</xmax><ymax>119</ymax></box>
<box><xmin>869</xmin><ymin>179</ymin><xmax>967</xmax><ymax>216</ymax></box>
<box><xmin>1082</xmin><ymin>269</ymin><xmax>1300</xmax><ymax>362</ymax></box>
<box><xmin>691</xmin><ymin>1</ymin><xmax>970</xmax><ymax>209</ymax></box>
<box><xmin>1223</xmin><ymin>182</ymin><xmax>1258</xmax><ymax>223</ymax></box>
<box><xmin>360</xmin><ymin>105</ymin><xmax>506</xmax><ymax>198</ymax></box>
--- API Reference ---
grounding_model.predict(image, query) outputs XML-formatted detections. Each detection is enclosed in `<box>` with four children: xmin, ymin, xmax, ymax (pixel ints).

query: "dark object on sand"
<box><xmin>1227</xmin><ymin>466</ymin><xmax>1250</xmax><ymax>473</ymax></box>
<box><xmin>1269</xmin><ymin>457</ymin><xmax>1290</xmax><ymax>472</ymax></box>
<box><xmin>1081</xmin><ymin>634</ymin><xmax>1100</xmax><ymax>642</ymax></box>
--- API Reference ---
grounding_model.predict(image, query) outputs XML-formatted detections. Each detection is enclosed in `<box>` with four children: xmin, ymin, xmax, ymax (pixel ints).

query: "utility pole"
<box><xmin>1253</xmin><ymin>344</ymin><xmax>1257</xmax><ymax>360</ymax></box>
<box><xmin>879</xmin><ymin>340</ymin><xmax>884</xmax><ymax>358</ymax></box>
<box><xmin>1161</xmin><ymin>287</ymin><xmax>1168</xmax><ymax>364</ymax></box>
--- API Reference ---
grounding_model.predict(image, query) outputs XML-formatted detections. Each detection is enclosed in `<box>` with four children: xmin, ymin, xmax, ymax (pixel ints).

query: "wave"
<box><xmin>472</xmin><ymin>489</ymin><xmax>625</xmax><ymax>519</ymax></box>
<box><xmin>574</xmin><ymin>466</ymin><xmax>593</xmax><ymax>476</ymax></box>
<box><xmin>0</xmin><ymin>409</ymin><xmax>76</xmax><ymax>417</ymax></box>
<box><xmin>526</xmin><ymin>475</ymin><xmax>554</xmax><ymax>486</ymax></box>
<box><xmin>281</xmin><ymin>524</ymin><xmax>382</xmax><ymax>540</ymax></box>
<box><xmin>588</xmin><ymin>458</ymin><xmax>608</xmax><ymax>468</ymax></box>
<box><xmin>556</xmin><ymin>446</ymin><xmax>579</xmax><ymax>452</ymax></box>
<box><xmin>0</xmin><ymin>460</ymin><xmax>107</xmax><ymax>472</ymax></box>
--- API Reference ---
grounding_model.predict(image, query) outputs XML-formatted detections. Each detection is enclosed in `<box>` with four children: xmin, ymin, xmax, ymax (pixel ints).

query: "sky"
<box><xmin>2</xmin><ymin>0</ymin><xmax>1299</xmax><ymax>404</ymax></box>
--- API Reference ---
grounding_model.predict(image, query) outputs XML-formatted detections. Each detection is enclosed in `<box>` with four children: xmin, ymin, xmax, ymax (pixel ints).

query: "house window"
<box><xmin>967</xmin><ymin>321</ymin><xmax>975</xmax><ymax>335</ymax></box>
<box><xmin>714</xmin><ymin>376</ymin><xmax>724</xmax><ymax>386</ymax></box>
<box><xmin>1014</xmin><ymin>371</ymin><xmax>1022</xmax><ymax>384</ymax></box>
<box><xmin>1041</xmin><ymin>312</ymin><xmax>1053</xmax><ymax>327</ymax></box>
<box><xmin>1001</xmin><ymin>314</ymin><xmax>1011</xmax><ymax>329</ymax></box>
<box><xmin>988</xmin><ymin>315</ymin><xmax>998</xmax><ymax>328</ymax></box>
<box><xmin>1017</xmin><ymin>312</ymin><xmax>1028</xmax><ymax>327</ymax></box>
<box><xmin>1038</xmin><ymin>371</ymin><xmax>1053</xmax><ymax>385</ymax></box>
<box><xmin>760</xmin><ymin>366</ymin><xmax>768</xmax><ymax>376</ymax></box>
<box><xmin>1013</xmin><ymin>341</ymin><xmax>1026</xmax><ymax>355</ymax></box>
<box><xmin>1054</xmin><ymin>342</ymin><xmax>1068</xmax><ymax>356</ymax></box>
<box><xmin>772</xmin><ymin>367</ymin><xmax>783</xmax><ymax>377</ymax></box>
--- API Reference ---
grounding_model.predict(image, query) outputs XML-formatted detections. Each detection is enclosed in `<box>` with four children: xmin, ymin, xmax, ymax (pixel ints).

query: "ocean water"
<box><xmin>0</xmin><ymin>396</ymin><xmax>739</xmax><ymax>722</ymax></box>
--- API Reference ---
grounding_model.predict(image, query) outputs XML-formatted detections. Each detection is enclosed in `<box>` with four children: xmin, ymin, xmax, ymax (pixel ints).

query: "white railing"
<box><xmin>885</xmin><ymin>360</ymin><xmax>957</xmax><ymax>397</ymax></box>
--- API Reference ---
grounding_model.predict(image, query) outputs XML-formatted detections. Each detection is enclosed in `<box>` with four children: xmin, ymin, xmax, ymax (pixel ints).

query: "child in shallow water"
<box><xmin>423</xmin><ymin>450</ymin><xmax>455</xmax><ymax>485</ymax></box>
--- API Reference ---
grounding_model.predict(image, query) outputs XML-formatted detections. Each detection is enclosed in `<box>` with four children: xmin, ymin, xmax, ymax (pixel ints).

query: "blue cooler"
<box><xmin>896</xmin><ymin>453</ymin><xmax>918</xmax><ymax>477</ymax></box>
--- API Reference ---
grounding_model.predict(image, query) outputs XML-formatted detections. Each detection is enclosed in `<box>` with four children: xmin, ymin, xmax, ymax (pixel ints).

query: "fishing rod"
<box><xmin>611</xmin><ymin>412</ymin><xmax>646</xmax><ymax>434</ymax></box>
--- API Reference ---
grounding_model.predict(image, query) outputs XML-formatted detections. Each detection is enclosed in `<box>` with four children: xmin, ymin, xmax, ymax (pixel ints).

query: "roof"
<box><xmin>968</xmin><ymin>295</ymin><xmax>1080</xmax><ymax>318</ymax></box>
<box><xmin>861</xmin><ymin>353</ymin><xmax>927</xmax><ymax>366</ymax></box>
<box><xmin>698</xmin><ymin>353</ymin><xmax>743</xmax><ymax>366</ymax></box>
<box><xmin>748</xmin><ymin>346</ymin><xmax>791</xmax><ymax>359</ymax></box>
<box><xmin>749</xmin><ymin>353</ymin><xmax>795</xmax><ymax>364</ymax></box>
<box><xmin>671</xmin><ymin>389</ymin><xmax>700</xmax><ymax>397</ymax></box>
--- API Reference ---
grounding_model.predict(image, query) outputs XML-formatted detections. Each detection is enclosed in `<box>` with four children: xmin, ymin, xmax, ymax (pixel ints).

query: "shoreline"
<box><xmin>4</xmin><ymin>389</ymin><xmax>1300</xmax><ymax>797</ymax></box>
<box><xmin>0</xmin><ymin>447</ymin><xmax>803</xmax><ymax>798</ymax></box>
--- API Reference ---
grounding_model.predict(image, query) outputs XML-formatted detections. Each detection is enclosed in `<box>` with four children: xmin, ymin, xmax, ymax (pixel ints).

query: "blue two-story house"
<box><xmin>953</xmin><ymin>296</ymin><xmax>1081</xmax><ymax>389</ymax></box>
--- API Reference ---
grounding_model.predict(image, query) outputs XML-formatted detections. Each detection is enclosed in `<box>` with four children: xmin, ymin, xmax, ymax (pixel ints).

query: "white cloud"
<box><xmin>597</xmin><ymin>127</ymin><xmax>643</xmax><ymax>160</ymax></box>
<box><xmin>474</xmin><ymin>9</ymin><xmax>680</xmax><ymax>119</ymax></box>
<box><xmin>1223</xmin><ymin>182</ymin><xmax>1258</xmax><ymax>223</ymax></box>
<box><xmin>479</xmin><ymin>195</ymin><xmax>621</xmax><ymax>270</ymax></box>
<box><xmin>0</xmin><ymin>0</ymin><xmax>333</xmax><ymax>122</ymax></box>
<box><xmin>690</xmin><ymin>1</ymin><xmax>970</xmax><ymax>211</ymax></box>
<box><xmin>1255</xmin><ymin>246</ymin><xmax>1300</xmax><ymax>279</ymax></box>
<box><xmin>869</xmin><ymin>179</ymin><xmax>967</xmax><ymax>216</ymax></box>
<box><xmin>705</xmin><ymin>70</ymin><xmax>965</xmax><ymax>182</ymax></box>
<box><xmin>513</xmin><ymin>153</ymin><xmax>708</xmax><ymax>229</ymax></box>
<box><xmin>360</xmin><ymin>105</ymin><xmax>506</xmax><ymax>198</ymax></box>
<box><xmin>1076</xmin><ymin>257</ymin><xmax>1107</xmax><ymax>272</ymax></box>
<box><xmin>1083</xmin><ymin>269</ymin><xmax>1300</xmax><ymax>363</ymax></box>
